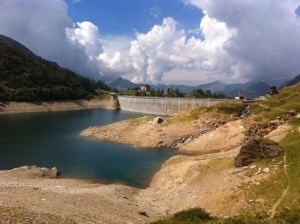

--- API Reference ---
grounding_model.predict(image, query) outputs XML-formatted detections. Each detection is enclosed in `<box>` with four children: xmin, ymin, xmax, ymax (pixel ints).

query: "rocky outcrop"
<box><xmin>234</xmin><ymin>138</ymin><xmax>283</xmax><ymax>167</ymax></box>
<box><xmin>10</xmin><ymin>166</ymin><xmax>60</xmax><ymax>179</ymax></box>
<box><xmin>244</xmin><ymin>120</ymin><xmax>279</xmax><ymax>138</ymax></box>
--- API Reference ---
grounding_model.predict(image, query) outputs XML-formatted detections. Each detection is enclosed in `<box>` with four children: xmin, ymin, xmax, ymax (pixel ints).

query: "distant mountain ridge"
<box><xmin>108</xmin><ymin>73</ymin><xmax>300</xmax><ymax>99</ymax></box>
<box><xmin>109</xmin><ymin>77</ymin><xmax>273</xmax><ymax>99</ymax></box>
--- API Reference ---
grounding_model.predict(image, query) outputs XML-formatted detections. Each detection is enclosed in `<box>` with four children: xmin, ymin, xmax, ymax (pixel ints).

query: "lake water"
<box><xmin>0</xmin><ymin>109</ymin><xmax>178</xmax><ymax>188</ymax></box>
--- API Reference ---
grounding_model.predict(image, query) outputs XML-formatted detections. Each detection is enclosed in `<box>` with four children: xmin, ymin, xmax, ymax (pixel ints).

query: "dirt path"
<box><xmin>269</xmin><ymin>154</ymin><xmax>290</xmax><ymax>219</ymax></box>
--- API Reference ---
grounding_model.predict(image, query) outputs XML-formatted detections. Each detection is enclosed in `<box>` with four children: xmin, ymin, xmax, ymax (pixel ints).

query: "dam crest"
<box><xmin>116</xmin><ymin>96</ymin><xmax>226</xmax><ymax>115</ymax></box>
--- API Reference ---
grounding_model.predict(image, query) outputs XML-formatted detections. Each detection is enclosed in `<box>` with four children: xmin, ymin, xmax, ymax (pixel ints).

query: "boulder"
<box><xmin>153</xmin><ymin>117</ymin><xmax>163</xmax><ymax>124</ymax></box>
<box><xmin>234</xmin><ymin>138</ymin><xmax>283</xmax><ymax>167</ymax></box>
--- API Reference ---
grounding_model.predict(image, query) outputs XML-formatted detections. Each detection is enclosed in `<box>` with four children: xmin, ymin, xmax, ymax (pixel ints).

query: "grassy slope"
<box><xmin>251</xmin><ymin>83</ymin><xmax>300</xmax><ymax>120</ymax></box>
<box><xmin>152</xmin><ymin>84</ymin><xmax>300</xmax><ymax>224</ymax></box>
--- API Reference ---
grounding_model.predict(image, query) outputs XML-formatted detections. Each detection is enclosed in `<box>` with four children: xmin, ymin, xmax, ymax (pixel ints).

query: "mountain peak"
<box><xmin>110</xmin><ymin>77</ymin><xmax>139</xmax><ymax>90</ymax></box>
<box><xmin>115</xmin><ymin>77</ymin><xmax>125</xmax><ymax>81</ymax></box>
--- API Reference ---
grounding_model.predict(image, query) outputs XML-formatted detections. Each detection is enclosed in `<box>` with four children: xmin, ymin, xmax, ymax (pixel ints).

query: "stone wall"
<box><xmin>118</xmin><ymin>96</ymin><xmax>226</xmax><ymax>115</ymax></box>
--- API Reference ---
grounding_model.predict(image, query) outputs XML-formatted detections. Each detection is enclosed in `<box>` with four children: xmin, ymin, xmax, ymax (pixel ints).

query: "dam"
<box><xmin>117</xmin><ymin>96</ymin><xmax>227</xmax><ymax>115</ymax></box>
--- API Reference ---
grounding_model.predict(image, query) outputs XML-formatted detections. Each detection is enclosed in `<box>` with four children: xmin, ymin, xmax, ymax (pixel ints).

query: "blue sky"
<box><xmin>65</xmin><ymin>0</ymin><xmax>203</xmax><ymax>36</ymax></box>
<box><xmin>1</xmin><ymin>0</ymin><xmax>300</xmax><ymax>85</ymax></box>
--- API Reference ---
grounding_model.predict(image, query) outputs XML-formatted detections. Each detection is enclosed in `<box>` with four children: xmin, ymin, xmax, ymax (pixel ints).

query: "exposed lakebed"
<box><xmin>0</xmin><ymin>109</ymin><xmax>178</xmax><ymax>188</ymax></box>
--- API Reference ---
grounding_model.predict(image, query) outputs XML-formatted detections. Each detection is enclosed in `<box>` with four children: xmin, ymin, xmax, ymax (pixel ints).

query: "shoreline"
<box><xmin>0</xmin><ymin>99</ymin><xmax>116</xmax><ymax>115</ymax></box>
<box><xmin>1</xmin><ymin>104</ymin><xmax>295</xmax><ymax>223</ymax></box>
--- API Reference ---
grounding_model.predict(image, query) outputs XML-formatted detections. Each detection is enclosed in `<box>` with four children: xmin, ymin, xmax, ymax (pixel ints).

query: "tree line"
<box><xmin>119</xmin><ymin>86</ymin><xmax>225</xmax><ymax>98</ymax></box>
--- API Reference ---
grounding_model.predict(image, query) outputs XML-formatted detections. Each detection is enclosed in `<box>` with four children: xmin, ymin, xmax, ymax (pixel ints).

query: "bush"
<box><xmin>152</xmin><ymin>208</ymin><xmax>214</xmax><ymax>224</ymax></box>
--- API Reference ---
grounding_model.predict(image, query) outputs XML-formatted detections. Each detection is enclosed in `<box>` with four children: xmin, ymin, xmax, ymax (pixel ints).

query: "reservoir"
<box><xmin>0</xmin><ymin>109</ymin><xmax>178</xmax><ymax>188</ymax></box>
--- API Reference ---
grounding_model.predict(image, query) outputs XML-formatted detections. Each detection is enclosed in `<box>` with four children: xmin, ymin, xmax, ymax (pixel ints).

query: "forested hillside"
<box><xmin>0</xmin><ymin>36</ymin><xmax>109</xmax><ymax>101</ymax></box>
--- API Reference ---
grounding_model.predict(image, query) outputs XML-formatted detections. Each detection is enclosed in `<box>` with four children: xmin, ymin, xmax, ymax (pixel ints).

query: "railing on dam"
<box><xmin>117</xmin><ymin>96</ymin><xmax>227</xmax><ymax>115</ymax></box>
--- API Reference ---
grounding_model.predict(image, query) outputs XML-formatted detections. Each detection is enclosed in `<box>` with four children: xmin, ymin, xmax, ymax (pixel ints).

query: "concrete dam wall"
<box><xmin>118</xmin><ymin>96</ymin><xmax>226</xmax><ymax>115</ymax></box>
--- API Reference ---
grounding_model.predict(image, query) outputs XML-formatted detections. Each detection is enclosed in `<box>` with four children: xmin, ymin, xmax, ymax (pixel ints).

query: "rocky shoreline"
<box><xmin>0</xmin><ymin>99</ymin><xmax>115</xmax><ymax>115</ymax></box>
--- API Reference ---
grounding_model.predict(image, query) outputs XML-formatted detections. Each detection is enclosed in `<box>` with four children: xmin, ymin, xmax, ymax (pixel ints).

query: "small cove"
<box><xmin>0</xmin><ymin>109</ymin><xmax>178</xmax><ymax>188</ymax></box>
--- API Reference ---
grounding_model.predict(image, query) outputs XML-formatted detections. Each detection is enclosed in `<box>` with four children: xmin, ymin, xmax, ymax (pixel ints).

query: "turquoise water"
<box><xmin>0</xmin><ymin>109</ymin><xmax>178</xmax><ymax>188</ymax></box>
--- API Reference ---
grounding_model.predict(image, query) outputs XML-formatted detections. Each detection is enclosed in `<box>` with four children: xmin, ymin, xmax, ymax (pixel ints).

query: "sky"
<box><xmin>1</xmin><ymin>0</ymin><xmax>300</xmax><ymax>85</ymax></box>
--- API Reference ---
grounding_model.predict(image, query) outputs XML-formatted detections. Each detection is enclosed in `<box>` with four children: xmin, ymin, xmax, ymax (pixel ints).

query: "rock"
<box><xmin>153</xmin><ymin>117</ymin><xmax>163</xmax><ymax>124</ymax></box>
<box><xmin>244</xmin><ymin>121</ymin><xmax>279</xmax><ymax>138</ymax></box>
<box><xmin>10</xmin><ymin>166</ymin><xmax>61</xmax><ymax>179</ymax></box>
<box><xmin>119</xmin><ymin>195</ymin><xmax>128</xmax><ymax>199</ymax></box>
<box><xmin>255</xmin><ymin>198</ymin><xmax>265</xmax><ymax>203</ymax></box>
<box><xmin>263</xmin><ymin>167</ymin><xmax>270</xmax><ymax>173</ymax></box>
<box><xmin>138</xmin><ymin>211</ymin><xmax>149</xmax><ymax>217</ymax></box>
<box><xmin>240</xmin><ymin>105</ymin><xmax>251</xmax><ymax>119</ymax></box>
<box><xmin>255</xmin><ymin>167</ymin><xmax>262</xmax><ymax>175</ymax></box>
<box><xmin>234</xmin><ymin>138</ymin><xmax>283</xmax><ymax>167</ymax></box>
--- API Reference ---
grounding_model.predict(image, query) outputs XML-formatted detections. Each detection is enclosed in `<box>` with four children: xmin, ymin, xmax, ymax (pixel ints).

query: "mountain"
<box><xmin>264</xmin><ymin>78</ymin><xmax>287</xmax><ymax>87</ymax></box>
<box><xmin>196</xmin><ymin>81</ymin><xmax>229</xmax><ymax>92</ymax></box>
<box><xmin>109</xmin><ymin>76</ymin><xmax>271</xmax><ymax>99</ymax></box>
<box><xmin>280</xmin><ymin>74</ymin><xmax>300</xmax><ymax>89</ymax></box>
<box><xmin>0</xmin><ymin>35</ymin><xmax>108</xmax><ymax>101</ymax></box>
<box><xmin>160</xmin><ymin>81</ymin><xmax>269</xmax><ymax>99</ymax></box>
<box><xmin>0</xmin><ymin>35</ymin><xmax>41</xmax><ymax>60</ymax></box>
<box><xmin>228</xmin><ymin>81</ymin><xmax>270</xmax><ymax>99</ymax></box>
<box><xmin>109</xmin><ymin>77</ymin><xmax>140</xmax><ymax>90</ymax></box>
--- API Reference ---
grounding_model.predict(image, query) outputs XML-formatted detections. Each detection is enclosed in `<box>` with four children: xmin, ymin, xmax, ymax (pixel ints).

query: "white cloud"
<box><xmin>184</xmin><ymin>0</ymin><xmax>300</xmax><ymax>82</ymax></box>
<box><xmin>101</xmin><ymin>16</ymin><xmax>236</xmax><ymax>84</ymax></box>
<box><xmin>1</xmin><ymin>0</ymin><xmax>300</xmax><ymax>84</ymax></box>
<box><xmin>112</xmin><ymin>0</ymin><xmax>300</xmax><ymax>84</ymax></box>
<box><xmin>0</xmin><ymin>0</ymin><xmax>99</xmax><ymax>79</ymax></box>
<box><xmin>66</xmin><ymin>21</ymin><xmax>103</xmax><ymax>58</ymax></box>
<box><xmin>149</xmin><ymin>5</ymin><xmax>162</xmax><ymax>18</ymax></box>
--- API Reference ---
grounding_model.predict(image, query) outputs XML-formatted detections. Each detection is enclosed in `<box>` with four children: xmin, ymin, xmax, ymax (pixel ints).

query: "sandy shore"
<box><xmin>0</xmin><ymin>99</ymin><xmax>116</xmax><ymax>115</ymax></box>
<box><xmin>0</xmin><ymin>167</ymin><xmax>154</xmax><ymax>224</ymax></box>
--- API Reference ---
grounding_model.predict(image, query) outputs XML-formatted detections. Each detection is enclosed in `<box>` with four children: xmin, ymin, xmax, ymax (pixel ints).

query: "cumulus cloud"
<box><xmin>184</xmin><ymin>0</ymin><xmax>300</xmax><ymax>82</ymax></box>
<box><xmin>98</xmin><ymin>16</ymin><xmax>235</xmax><ymax>84</ymax></box>
<box><xmin>0</xmin><ymin>0</ymin><xmax>99</xmax><ymax>79</ymax></box>
<box><xmin>100</xmin><ymin>0</ymin><xmax>300</xmax><ymax>84</ymax></box>
<box><xmin>1</xmin><ymin>0</ymin><xmax>300</xmax><ymax>84</ymax></box>
<box><xmin>66</xmin><ymin>21</ymin><xmax>103</xmax><ymax>58</ymax></box>
<box><xmin>121</xmin><ymin>17</ymin><xmax>234</xmax><ymax>83</ymax></box>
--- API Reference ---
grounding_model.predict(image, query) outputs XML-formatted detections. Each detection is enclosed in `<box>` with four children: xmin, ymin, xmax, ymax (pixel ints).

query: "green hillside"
<box><xmin>252</xmin><ymin>83</ymin><xmax>300</xmax><ymax>120</ymax></box>
<box><xmin>0</xmin><ymin>40</ymin><xmax>109</xmax><ymax>101</ymax></box>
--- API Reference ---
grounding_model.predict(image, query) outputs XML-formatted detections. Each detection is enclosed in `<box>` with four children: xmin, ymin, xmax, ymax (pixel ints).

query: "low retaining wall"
<box><xmin>118</xmin><ymin>96</ymin><xmax>226</xmax><ymax>115</ymax></box>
